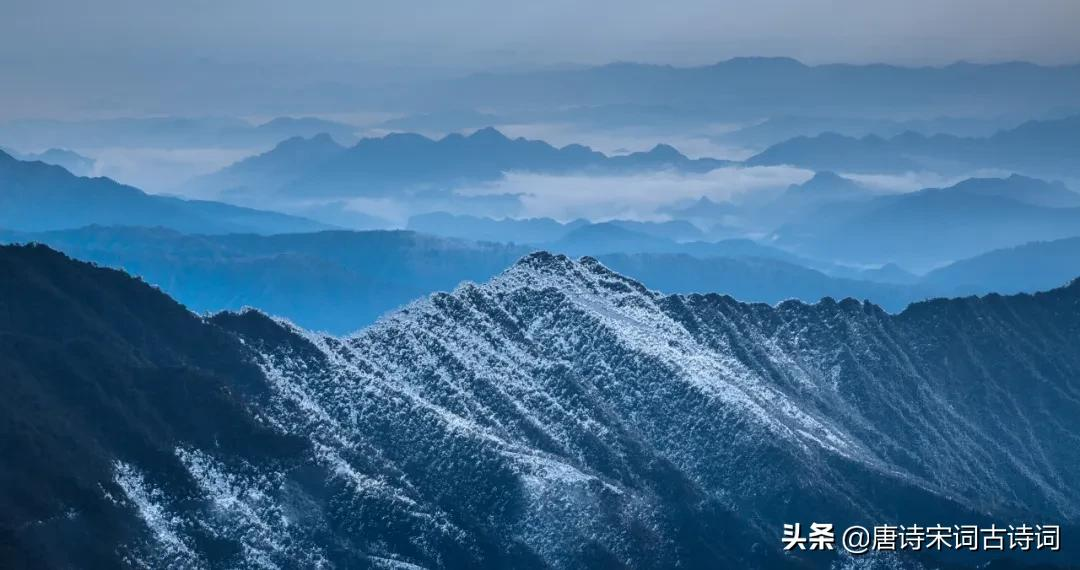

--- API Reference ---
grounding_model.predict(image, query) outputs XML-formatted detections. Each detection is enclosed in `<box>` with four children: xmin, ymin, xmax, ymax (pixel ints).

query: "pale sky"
<box><xmin>4</xmin><ymin>0</ymin><xmax>1079</xmax><ymax>68</ymax></box>
<box><xmin>2</xmin><ymin>0</ymin><xmax>1078</xmax><ymax>119</ymax></box>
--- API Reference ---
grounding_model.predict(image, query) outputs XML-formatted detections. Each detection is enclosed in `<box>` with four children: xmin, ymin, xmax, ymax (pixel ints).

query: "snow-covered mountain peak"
<box><xmin>7</xmin><ymin>245</ymin><xmax>1080</xmax><ymax>568</ymax></box>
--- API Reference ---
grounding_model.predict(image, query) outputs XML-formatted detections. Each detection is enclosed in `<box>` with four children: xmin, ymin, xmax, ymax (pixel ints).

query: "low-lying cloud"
<box><xmin>91</xmin><ymin>147</ymin><xmax>258</xmax><ymax>194</ymax></box>
<box><xmin>843</xmin><ymin>169</ymin><xmax>1012</xmax><ymax>193</ymax></box>
<box><xmin>457</xmin><ymin>165</ymin><xmax>813</xmax><ymax>221</ymax></box>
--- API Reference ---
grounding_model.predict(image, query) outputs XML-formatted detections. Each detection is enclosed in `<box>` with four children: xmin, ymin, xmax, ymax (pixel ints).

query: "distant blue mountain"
<box><xmin>382</xmin><ymin>58</ymin><xmax>1080</xmax><ymax>123</ymax></box>
<box><xmin>712</xmin><ymin>114</ymin><xmax>1017</xmax><ymax>150</ymax></box>
<box><xmin>855</xmin><ymin>262</ymin><xmax>921</xmax><ymax>285</ymax></box>
<box><xmin>764</xmin><ymin>171</ymin><xmax>879</xmax><ymax>220</ymax></box>
<box><xmin>605</xmin><ymin>219</ymin><xmax>704</xmax><ymax>241</ymax></box>
<box><xmin>407</xmin><ymin>213</ymin><xmax>588</xmax><ymax>243</ymax></box>
<box><xmin>946</xmin><ymin>173</ymin><xmax>1080</xmax><ymax>207</ymax></box>
<box><xmin>0</xmin><ymin>115</ymin><xmax>360</xmax><ymax>149</ymax></box>
<box><xmin>378</xmin><ymin>109</ymin><xmax>505</xmax><ymax>131</ymax></box>
<box><xmin>187</xmin><ymin>133</ymin><xmax>346</xmax><ymax>196</ymax></box>
<box><xmin>658</xmin><ymin>197</ymin><xmax>743</xmax><ymax>237</ymax></box>
<box><xmin>775</xmin><ymin>175</ymin><xmax>1080</xmax><ymax>269</ymax></box>
<box><xmin>0</xmin><ymin>146</ymin><xmax>96</xmax><ymax>176</ymax></box>
<box><xmin>407</xmin><ymin>213</ymin><xmax>704</xmax><ymax>244</ymax></box>
<box><xmin>747</xmin><ymin>115</ymin><xmax>1080</xmax><ymax>178</ymax></box>
<box><xmin>550</xmin><ymin>222</ymin><xmax>807</xmax><ymax>264</ymax></box>
<box><xmin>925</xmin><ymin>236</ymin><xmax>1080</xmax><ymax>296</ymax></box>
<box><xmin>190</xmin><ymin>128</ymin><xmax>734</xmax><ymax>199</ymax></box>
<box><xmin>598</xmin><ymin>252</ymin><xmax>926</xmax><ymax>311</ymax></box>
<box><xmin>782</xmin><ymin>170</ymin><xmax>868</xmax><ymax>201</ymax></box>
<box><xmin>660</xmin><ymin>196</ymin><xmax>739</xmax><ymax>220</ymax></box>
<box><xmin>0</xmin><ymin>149</ymin><xmax>329</xmax><ymax>234</ymax></box>
<box><xmin>552</xmin><ymin>222</ymin><xmax>675</xmax><ymax>255</ymax></box>
<box><xmin>0</xmin><ymin>226</ymin><xmax>930</xmax><ymax>334</ymax></box>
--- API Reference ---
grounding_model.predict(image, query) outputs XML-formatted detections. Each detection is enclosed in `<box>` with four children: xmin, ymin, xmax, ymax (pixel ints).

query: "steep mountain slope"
<box><xmin>0</xmin><ymin>245</ymin><xmax>312</xmax><ymax>568</ymax></box>
<box><xmin>0</xmin><ymin>150</ymin><xmax>329</xmax><ymax>234</ymax></box>
<box><xmin>3</xmin><ymin>245</ymin><xmax>1079</xmax><ymax>568</ymax></box>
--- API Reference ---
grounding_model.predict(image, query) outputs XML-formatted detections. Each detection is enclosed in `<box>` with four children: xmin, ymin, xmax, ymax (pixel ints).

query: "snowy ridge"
<box><xmin>105</xmin><ymin>252</ymin><xmax>1080</xmax><ymax>568</ymax></box>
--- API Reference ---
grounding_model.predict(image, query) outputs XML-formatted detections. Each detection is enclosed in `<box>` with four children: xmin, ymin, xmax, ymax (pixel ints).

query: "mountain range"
<box><xmin>0</xmin><ymin>226</ymin><xmax>923</xmax><ymax>334</ymax></box>
<box><xmin>187</xmin><ymin>127</ymin><xmax>734</xmax><ymax>199</ymax></box>
<box><xmin>3</xmin><ymin>244</ymin><xmax>1078</xmax><ymax>568</ymax></box>
<box><xmin>0</xmin><ymin>146</ymin><xmax>96</xmax><ymax>176</ymax></box>
<box><xmin>12</xmin><ymin>222</ymin><xmax>1080</xmax><ymax>337</ymax></box>
<box><xmin>0</xmin><ymin>149</ymin><xmax>328</xmax><ymax>234</ymax></box>
<box><xmin>924</xmin><ymin>236</ymin><xmax>1080</xmax><ymax>296</ymax></box>
<box><xmin>0</xmin><ymin>116</ymin><xmax>360</xmax><ymax>150</ymax></box>
<box><xmin>774</xmin><ymin>175</ymin><xmax>1080</xmax><ymax>270</ymax></box>
<box><xmin>407</xmin><ymin>213</ymin><xmax>707</xmax><ymax>244</ymax></box>
<box><xmin>380</xmin><ymin>58</ymin><xmax>1080</xmax><ymax>122</ymax></box>
<box><xmin>747</xmin><ymin>115</ymin><xmax>1080</xmax><ymax>180</ymax></box>
<box><xmin>710</xmin><ymin>114</ymin><xmax>1019</xmax><ymax>150</ymax></box>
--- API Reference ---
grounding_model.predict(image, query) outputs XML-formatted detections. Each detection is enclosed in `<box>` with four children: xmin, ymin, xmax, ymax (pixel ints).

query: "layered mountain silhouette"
<box><xmin>188</xmin><ymin>133</ymin><xmax>347</xmax><ymax>198</ymax></box>
<box><xmin>188</xmin><ymin>128</ymin><xmax>733</xmax><ymax>199</ymax></box>
<box><xmin>747</xmin><ymin>115</ymin><xmax>1080</xmax><ymax>179</ymax></box>
<box><xmin>711</xmin><ymin>114</ymin><xmax>1015</xmax><ymax>150</ymax></box>
<box><xmin>382</xmin><ymin>59</ymin><xmax>1080</xmax><ymax>123</ymax></box>
<box><xmin>407</xmin><ymin>213</ymin><xmax>591</xmax><ymax>243</ymax></box>
<box><xmin>0</xmin><ymin>227</ymin><xmax>525</xmax><ymax>334</ymax></box>
<box><xmin>925</xmin><ymin>236</ymin><xmax>1080</xmax><ymax>296</ymax></box>
<box><xmin>0</xmin><ymin>149</ymin><xmax>328</xmax><ymax>234</ymax></box>
<box><xmin>738</xmin><ymin>171</ymin><xmax>887</xmax><ymax>228</ymax></box>
<box><xmin>407</xmin><ymin>213</ymin><xmax>705</xmax><ymax>244</ymax></box>
<box><xmin>0</xmin><ymin>115</ymin><xmax>359</xmax><ymax>150</ymax></box>
<box><xmin>781</xmin><ymin>170</ymin><xmax>871</xmax><ymax>202</ymax></box>
<box><xmin>0</xmin><ymin>226</ymin><xmax>935</xmax><ymax>333</ymax></box>
<box><xmin>0</xmin><ymin>146</ymin><xmax>96</xmax><ymax>176</ymax></box>
<box><xmin>774</xmin><ymin>175</ymin><xmax>1080</xmax><ymax>269</ymax></box>
<box><xmin>3</xmin><ymin>245</ymin><xmax>1078</xmax><ymax>568</ymax></box>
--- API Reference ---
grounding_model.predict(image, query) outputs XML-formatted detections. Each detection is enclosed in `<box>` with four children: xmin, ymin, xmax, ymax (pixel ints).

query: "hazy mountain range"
<box><xmin>0</xmin><ymin>116</ymin><xmax>360</xmax><ymax>150</ymax></box>
<box><xmin>9</xmin><ymin>222</ymin><xmax>1080</xmax><ymax>335</ymax></box>
<box><xmin>379</xmin><ymin>58</ymin><xmax>1080</xmax><ymax>122</ymax></box>
<box><xmin>0</xmin><ymin>146</ymin><xmax>96</xmax><ymax>176</ymax></box>
<box><xmin>7</xmin><ymin>139</ymin><xmax>1080</xmax><ymax>282</ymax></box>
<box><xmin>748</xmin><ymin>115</ymin><xmax>1080</xmax><ymax>180</ymax></box>
<box><xmin>924</xmin><ymin>236</ymin><xmax>1080</xmax><ymax>296</ymax></box>
<box><xmin>3</xmin><ymin>244</ymin><xmax>1078</xmax><ymax>568</ymax></box>
<box><xmin>0</xmin><ymin>149</ymin><xmax>328</xmax><ymax>234</ymax></box>
<box><xmin>407</xmin><ymin>213</ymin><xmax>707</xmax><ymax>244</ymax></box>
<box><xmin>773</xmin><ymin>175</ymin><xmax>1080</xmax><ymax>270</ymax></box>
<box><xmin>0</xmin><ymin>226</ymin><xmax>911</xmax><ymax>333</ymax></box>
<box><xmin>710</xmin><ymin>114</ymin><xmax>1022</xmax><ymax>150</ymax></box>
<box><xmin>187</xmin><ymin>127</ymin><xmax>734</xmax><ymax>200</ymax></box>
